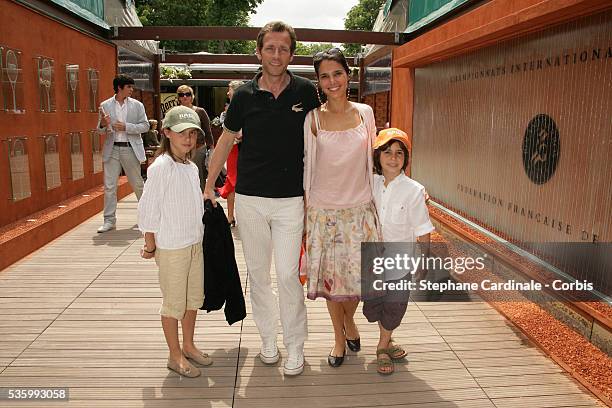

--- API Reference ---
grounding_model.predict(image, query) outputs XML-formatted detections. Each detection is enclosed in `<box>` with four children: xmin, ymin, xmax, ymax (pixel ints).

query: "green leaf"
<box><xmin>136</xmin><ymin>0</ymin><xmax>264</xmax><ymax>53</ymax></box>
<box><xmin>343</xmin><ymin>0</ymin><xmax>386</xmax><ymax>55</ymax></box>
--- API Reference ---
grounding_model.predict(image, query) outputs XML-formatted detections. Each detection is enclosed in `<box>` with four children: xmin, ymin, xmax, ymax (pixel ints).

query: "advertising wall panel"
<box><xmin>413</xmin><ymin>11</ymin><xmax>611</xmax><ymax>245</ymax></box>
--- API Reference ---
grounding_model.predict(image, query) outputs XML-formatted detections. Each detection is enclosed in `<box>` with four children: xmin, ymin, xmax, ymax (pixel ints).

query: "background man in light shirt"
<box><xmin>97</xmin><ymin>74</ymin><xmax>149</xmax><ymax>233</ymax></box>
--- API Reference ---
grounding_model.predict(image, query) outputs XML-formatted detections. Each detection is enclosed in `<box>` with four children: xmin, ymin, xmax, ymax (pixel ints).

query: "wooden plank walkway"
<box><xmin>0</xmin><ymin>195</ymin><xmax>605</xmax><ymax>407</ymax></box>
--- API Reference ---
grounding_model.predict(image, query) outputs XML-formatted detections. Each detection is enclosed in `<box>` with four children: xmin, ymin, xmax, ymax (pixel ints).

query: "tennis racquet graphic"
<box><xmin>68</xmin><ymin>67</ymin><xmax>78</xmax><ymax>111</ymax></box>
<box><xmin>6</xmin><ymin>50</ymin><xmax>19</xmax><ymax>111</ymax></box>
<box><xmin>40</xmin><ymin>59</ymin><xmax>52</xmax><ymax>111</ymax></box>
<box><xmin>89</xmin><ymin>70</ymin><xmax>99</xmax><ymax>111</ymax></box>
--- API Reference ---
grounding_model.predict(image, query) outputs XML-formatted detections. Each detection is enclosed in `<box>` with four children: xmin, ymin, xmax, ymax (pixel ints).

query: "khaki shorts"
<box><xmin>155</xmin><ymin>243</ymin><xmax>204</xmax><ymax>320</ymax></box>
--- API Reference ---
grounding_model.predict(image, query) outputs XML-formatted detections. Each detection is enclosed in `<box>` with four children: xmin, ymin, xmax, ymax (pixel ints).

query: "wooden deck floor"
<box><xmin>0</xmin><ymin>195</ymin><xmax>605</xmax><ymax>407</ymax></box>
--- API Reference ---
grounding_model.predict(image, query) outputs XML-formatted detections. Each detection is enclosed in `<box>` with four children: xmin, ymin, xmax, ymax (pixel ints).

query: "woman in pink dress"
<box><xmin>219</xmin><ymin>80</ymin><xmax>245</xmax><ymax>227</ymax></box>
<box><xmin>303</xmin><ymin>48</ymin><xmax>381</xmax><ymax>367</ymax></box>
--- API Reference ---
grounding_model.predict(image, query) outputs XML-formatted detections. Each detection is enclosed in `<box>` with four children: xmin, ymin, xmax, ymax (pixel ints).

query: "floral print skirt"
<box><xmin>306</xmin><ymin>201</ymin><xmax>380</xmax><ymax>302</ymax></box>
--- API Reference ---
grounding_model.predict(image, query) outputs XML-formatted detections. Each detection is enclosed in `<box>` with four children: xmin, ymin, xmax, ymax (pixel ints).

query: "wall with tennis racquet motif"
<box><xmin>0</xmin><ymin>0</ymin><xmax>117</xmax><ymax>227</ymax></box>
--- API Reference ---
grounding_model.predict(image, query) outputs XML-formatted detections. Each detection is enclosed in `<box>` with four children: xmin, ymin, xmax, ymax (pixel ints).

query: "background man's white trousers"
<box><xmin>103</xmin><ymin>145</ymin><xmax>144</xmax><ymax>224</ymax></box>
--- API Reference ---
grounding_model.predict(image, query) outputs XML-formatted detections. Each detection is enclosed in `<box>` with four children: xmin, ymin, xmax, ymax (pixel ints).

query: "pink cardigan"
<box><xmin>303</xmin><ymin>102</ymin><xmax>377</xmax><ymax>203</ymax></box>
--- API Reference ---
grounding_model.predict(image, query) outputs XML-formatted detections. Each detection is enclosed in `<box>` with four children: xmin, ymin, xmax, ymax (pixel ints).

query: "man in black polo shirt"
<box><xmin>204</xmin><ymin>21</ymin><xmax>319</xmax><ymax>376</ymax></box>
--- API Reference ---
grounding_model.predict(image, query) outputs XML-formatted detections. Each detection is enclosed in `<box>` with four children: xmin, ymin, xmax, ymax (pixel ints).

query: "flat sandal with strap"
<box><xmin>387</xmin><ymin>342</ymin><xmax>407</xmax><ymax>361</ymax></box>
<box><xmin>376</xmin><ymin>349</ymin><xmax>394</xmax><ymax>375</ymax></box>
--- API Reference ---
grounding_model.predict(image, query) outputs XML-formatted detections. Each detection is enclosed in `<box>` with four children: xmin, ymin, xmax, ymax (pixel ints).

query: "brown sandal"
<box><xmin>387</xmin><ymin>341</ymin><xmax>407</xmax><ymax>361</ymax></box>
<box><xmin>376</xmin><ymin>349</ymin><xmax>394</xmax><ymax>375</ymax></box>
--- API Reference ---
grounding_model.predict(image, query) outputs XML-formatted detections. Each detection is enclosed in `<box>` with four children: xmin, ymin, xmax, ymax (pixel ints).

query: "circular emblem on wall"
<box><xmin>522</xmin><ymin>114</ymin><xmax>560</xmax><ymax>185</ymax></box>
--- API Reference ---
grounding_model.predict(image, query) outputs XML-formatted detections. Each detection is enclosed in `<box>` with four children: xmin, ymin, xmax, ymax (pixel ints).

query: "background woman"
<box><xmin>176</xmin><ymin>85</ymin><xmax>214</xmax><ymax>191</ymax></box>
<box><xmin>303</xmin><ymin>48</ymin><xmax>380</xmax><ymax>368</ymax></box>
<box><xmin>142</xmin><ymin>119</ymin><xmax>159</xmax><ymax>148</ymax></box>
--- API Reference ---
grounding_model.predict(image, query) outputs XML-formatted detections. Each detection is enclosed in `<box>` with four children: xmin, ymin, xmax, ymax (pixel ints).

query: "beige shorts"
<box><xmin>155</xmin><ymin>243</ymin><xmax>204</xmax><ymax>320</ymax></box>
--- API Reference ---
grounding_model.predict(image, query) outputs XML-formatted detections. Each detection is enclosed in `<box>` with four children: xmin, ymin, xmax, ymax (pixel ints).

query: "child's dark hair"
<box><xmin>373</xmin><ymin>139</ymin><xmax>410</xmax><ymax>175</ymax></box>
<box><xmin>113</xmin><ymin>74</ymin><xmax>135</xmax><ymax>93</ymax></box>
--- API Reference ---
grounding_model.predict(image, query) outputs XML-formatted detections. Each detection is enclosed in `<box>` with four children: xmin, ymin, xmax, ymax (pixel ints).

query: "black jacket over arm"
<box><xmin>201</xmin><ymin>200</ymin><xmax>246</xmax><ymax>325</ymax></box>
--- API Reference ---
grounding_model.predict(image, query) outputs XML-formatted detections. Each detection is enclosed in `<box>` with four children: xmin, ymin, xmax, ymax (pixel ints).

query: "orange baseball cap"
<box><xmin>373</xmin><ymin>127</ymin><xmax>411</xmax><ymax>150</ymax></box>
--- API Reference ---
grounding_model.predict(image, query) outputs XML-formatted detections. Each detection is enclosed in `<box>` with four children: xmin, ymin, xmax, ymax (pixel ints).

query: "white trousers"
<box><xmin>103</xmin><ymin>145</ymin><xmax>144</xmax><ymax>224</ymax></box>
<box><xmin>235</xmin><ymin>193</ymin><xmax>307</xmax><ymax>353</ymax></box>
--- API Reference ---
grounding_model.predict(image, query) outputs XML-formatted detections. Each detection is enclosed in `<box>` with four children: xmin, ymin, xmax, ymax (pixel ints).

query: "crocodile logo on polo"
<box><xmin>522</xmin><ymin>114</ymin><xmax>561</xmax><ymax>185</ymax></box>
<box><xmin>291</xmin><ymin>103</ymin><xmax>303</xmax><ymax>112</ymax></box>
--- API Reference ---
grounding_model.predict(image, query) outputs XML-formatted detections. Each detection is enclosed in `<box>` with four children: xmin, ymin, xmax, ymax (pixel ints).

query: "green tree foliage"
<box><xmin>294</xmin><ymin>42</ymin><xmax>335</xmax><ymax>56</ymax></box>
<box><xmin>343</xmin><ymin>0</ymin><xmax>386</xmax><ymax>56</ymax></box>
<box><xmin>136</xmin><ymin>0</ymin><xmax>263</xmax><ymax>53</ymax></box>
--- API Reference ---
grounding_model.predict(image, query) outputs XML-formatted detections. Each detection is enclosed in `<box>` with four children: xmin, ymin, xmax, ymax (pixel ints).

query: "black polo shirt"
<box><xmin>224</xmin><ymin>71</ymin><xmax>319</xmax><ymax>198</ymax></box>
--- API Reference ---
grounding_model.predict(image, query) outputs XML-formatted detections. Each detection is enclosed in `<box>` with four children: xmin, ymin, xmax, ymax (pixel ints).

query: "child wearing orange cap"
<box><xmin>364</xmin><ymin>128</ymin><xmax>434</xmax><ymax>375</ymax></box>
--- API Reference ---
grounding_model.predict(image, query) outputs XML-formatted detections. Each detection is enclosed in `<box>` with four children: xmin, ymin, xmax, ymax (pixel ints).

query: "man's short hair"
<box><xmin>256</xmin><ymin>21</ymin><xmax>296</xmax><ymax>54</ymax></box>
<box><xmin>113</xmin><ymin>74</ymin><xmax>135</xmax><ymax>93</ymax></box>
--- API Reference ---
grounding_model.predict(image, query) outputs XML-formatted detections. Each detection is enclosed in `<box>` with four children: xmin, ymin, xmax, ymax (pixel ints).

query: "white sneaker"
<box><xmin>97</xmin><ymin>222</ymin><xmax>116</xmax><ymax>233</ymax></box>
<box><xmin>258</xmin><ymin>341</ymin><xmax>280</xmax><ymax>365</ymax></box>
<box><xmin>283</xmin><ymin>351</ymin><xmax>304</xmax><ymax>376</ymax></box>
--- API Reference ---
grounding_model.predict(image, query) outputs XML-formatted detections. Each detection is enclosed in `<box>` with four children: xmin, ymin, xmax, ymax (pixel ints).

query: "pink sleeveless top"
<box><xmin>309</xmin><ymin>109</ymin><xmax>373</xmax><ymax>209</ymax></box>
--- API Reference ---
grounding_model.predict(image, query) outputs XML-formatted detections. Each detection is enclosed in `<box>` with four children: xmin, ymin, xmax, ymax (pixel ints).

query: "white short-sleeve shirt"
<box><xmin>373</xmin><ymin>174</ymin><xmax>435</xmax><ymax>280</ymax></box>
<box><xmin>373</xmin><ymin>173</ymin><xmax>434</xmax><ymax>242</ymax></box>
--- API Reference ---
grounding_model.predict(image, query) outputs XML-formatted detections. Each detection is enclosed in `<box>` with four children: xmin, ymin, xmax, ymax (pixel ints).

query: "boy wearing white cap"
<box><xmin>138</xmin><ymin>106</ymin><xmax>212</xmax><ymax>378</ymax></box>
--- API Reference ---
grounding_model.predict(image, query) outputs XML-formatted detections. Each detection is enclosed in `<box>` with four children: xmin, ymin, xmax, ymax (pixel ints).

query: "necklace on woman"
<box><xmin>323</xmin><ymin>100</ymin><xmax>352</xmax><ymax>114</ymax></box>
